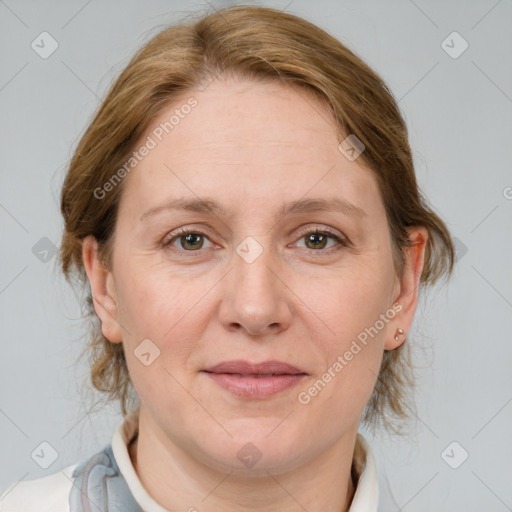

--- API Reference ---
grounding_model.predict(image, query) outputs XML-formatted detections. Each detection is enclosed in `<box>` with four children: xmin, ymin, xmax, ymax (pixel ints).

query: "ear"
<box><xmin>82</xmin><ymin>235</ymin><xmax>123</xmax><ymax>343</ymax></box>
<box><xmin>385</xmin><ymin>226</ymin><xmax>429</xmax><ymax>350</ymax></box>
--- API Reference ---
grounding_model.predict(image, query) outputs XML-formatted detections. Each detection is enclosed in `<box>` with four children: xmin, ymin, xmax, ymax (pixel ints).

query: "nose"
<box><xmin>218</xmin><ymin>240</ymin><xmax>294</xmax><ymax>337</ymax></box>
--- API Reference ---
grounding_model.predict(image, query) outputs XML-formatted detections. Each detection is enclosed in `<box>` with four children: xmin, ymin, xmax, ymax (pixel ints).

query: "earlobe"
<box><xmin>82</xmin><ymin>235</ymin><xmax>123</xmax><ymax>343</ymax></box>
<box><xmin>384</xmin><ymin>226</ymin><xmax>429</xmax><ymax>350</ymax></box>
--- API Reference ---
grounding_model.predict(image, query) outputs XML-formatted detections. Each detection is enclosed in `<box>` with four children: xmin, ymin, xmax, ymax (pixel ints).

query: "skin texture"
<box><xmin>82</xmin><ymin>76</ymin><xmax>428</xmax><ymax>512</ymax></box>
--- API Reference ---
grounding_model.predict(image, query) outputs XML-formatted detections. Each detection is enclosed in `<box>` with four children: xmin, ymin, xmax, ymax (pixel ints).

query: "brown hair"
<box><xmin>59</xmin><ymin>5</ymin><xmax>455</xmax><ymax>434</ymax></box>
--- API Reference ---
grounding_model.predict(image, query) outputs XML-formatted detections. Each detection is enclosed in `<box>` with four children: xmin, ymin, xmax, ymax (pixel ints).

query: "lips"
<box><xmin>202</xmin><ymin>360</ymin><xmax>307</xmax><ymax>399</ymax></box>
<box><xmin>203</xmin><ymin>360</ymin><xmax>306</xmax><ymax>376</ymax></box>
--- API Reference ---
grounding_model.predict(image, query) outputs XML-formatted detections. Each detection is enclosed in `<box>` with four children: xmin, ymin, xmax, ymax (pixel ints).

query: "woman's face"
<box><xmin>85</xmin><ymin>76</ymin><xmax>425</xmax><ymax>474</ymax></box>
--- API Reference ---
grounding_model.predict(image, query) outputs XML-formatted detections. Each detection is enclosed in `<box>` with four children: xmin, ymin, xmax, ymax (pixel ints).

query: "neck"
<box><xmin>128</xmin><ymin>415</ymin><xmax>359</xmax><ymax>512</ymax></box>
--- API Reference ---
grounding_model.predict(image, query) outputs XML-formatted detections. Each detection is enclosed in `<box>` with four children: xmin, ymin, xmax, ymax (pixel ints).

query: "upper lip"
<box><xmin>203</xmin><ymin>360</ymin><xmax>307</xmax><ymax>375</ymax></box>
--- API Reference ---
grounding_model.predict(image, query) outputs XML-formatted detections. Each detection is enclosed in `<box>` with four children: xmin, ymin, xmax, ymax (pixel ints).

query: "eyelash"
<box><xmin>162</xmin><ymin>226</ymin><xmax>348</xmax><ymax>257</ymax></box>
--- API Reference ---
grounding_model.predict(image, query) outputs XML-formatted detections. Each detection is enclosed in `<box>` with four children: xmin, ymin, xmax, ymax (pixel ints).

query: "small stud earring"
<box><xmin>394</xmin><ymin>328</ymin><xmax>404</xmax><ymax>341</ymax></box>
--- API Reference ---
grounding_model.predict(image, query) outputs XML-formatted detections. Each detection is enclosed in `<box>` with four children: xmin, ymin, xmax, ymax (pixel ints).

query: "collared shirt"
<box><xmin>0</xmin><ymin>410</ymin><xmax>379</xmax><ymax>511</ymax></box>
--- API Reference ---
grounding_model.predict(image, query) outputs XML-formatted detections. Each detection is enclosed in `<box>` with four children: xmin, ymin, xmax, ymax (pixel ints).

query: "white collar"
<box><xmin>111</xmin><ymin>410</ymin><xmax>379</xmax><ymax>511</ymax></box>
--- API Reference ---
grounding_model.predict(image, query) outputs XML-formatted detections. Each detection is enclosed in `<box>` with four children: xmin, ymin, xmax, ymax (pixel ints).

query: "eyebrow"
<box><xmin>139</xmin><ymin>196</ymin><xmax>367</xmax><ymax>221</ymax></box>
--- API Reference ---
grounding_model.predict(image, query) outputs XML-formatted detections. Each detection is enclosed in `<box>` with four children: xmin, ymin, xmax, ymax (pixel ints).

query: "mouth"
<box><xmin>201</xmin><ymin>360</ymin><xmax>308</xmax><ymax>399</ymax></box>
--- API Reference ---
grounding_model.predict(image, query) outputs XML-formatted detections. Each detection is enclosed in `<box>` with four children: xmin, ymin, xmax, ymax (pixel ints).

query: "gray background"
<box><xmin>1</xmin><ymin>0</ymin><xmax>511</xmax><ymax>510</ymax></box>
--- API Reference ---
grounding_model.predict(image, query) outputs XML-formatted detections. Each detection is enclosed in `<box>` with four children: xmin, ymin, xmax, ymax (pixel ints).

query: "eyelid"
<box><xmin>294</xmin><ymin>224</ymin><xmax>346</xmax><ymax>241</ymax></box>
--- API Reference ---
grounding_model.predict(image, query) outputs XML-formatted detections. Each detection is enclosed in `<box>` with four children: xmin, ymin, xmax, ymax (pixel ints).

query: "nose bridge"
<box><xmin>233</xmin><ymin>233</ymin><xmax>279</xmax><ymax>300</ymax></box>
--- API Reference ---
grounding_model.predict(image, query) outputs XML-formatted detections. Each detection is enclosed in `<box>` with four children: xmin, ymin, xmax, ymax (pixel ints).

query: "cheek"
<box><xmin>114</xmin><ymin>265</ymin><xmax>210</xmax><ymax>372</ymax></box>
<box><xmin>114</xmin><ymin>261</ymin><xmax>183</xmax><ymax>333</ymax></box>
<box><xmin>308</xmin><ymin>262</ymin><xmax>393</xmax><ymax>345</ymax></box>
<box><xmin>300</xmin><ymin>263</ymin><xmax>392</xmax><ymax>400</ymax></box>
<box><xmin>296</xmin><ymin>288</ymin><xmax>386</xmax><ymax>424</ymax></box>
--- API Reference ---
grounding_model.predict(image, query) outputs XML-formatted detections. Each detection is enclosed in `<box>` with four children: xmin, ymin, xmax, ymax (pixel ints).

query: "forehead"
<box><xmin>119</xmin><ymin>76</ymin><xmax>382</xmax><ymax>220</ymax></box>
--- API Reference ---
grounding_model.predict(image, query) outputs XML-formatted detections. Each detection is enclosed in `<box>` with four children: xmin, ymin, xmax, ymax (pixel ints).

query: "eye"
<box><xmin>293</xmin><ymin>227</ymin><xmax>348</xmax><ymax>254</ymax></box>
<box><xmin>163</xmin><ymin>228</ymin><xmax>214</xmax><ymax>253</ymax></box>
<box><xmin>162</xmin><ymin>226</ymin><xmax>348</xmax><ymax>257</ymax></box>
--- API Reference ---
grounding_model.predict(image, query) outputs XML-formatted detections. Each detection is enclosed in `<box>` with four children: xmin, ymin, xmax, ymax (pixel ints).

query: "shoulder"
<box><xmin>0</xmin><ymin>415</ymin><xmax>136</xmax><ymax>512</ymax></box>
<box><xmin>0</xmin><ymin>463</ymin><xmax>78</xmax><ymax>512</ymax></box>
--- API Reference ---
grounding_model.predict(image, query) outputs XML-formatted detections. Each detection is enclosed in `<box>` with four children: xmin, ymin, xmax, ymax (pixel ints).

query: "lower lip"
<box><xmin>203</xmin><ymin>372</ymin><xmax>306</xmax><ymax>399</ymax></box>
